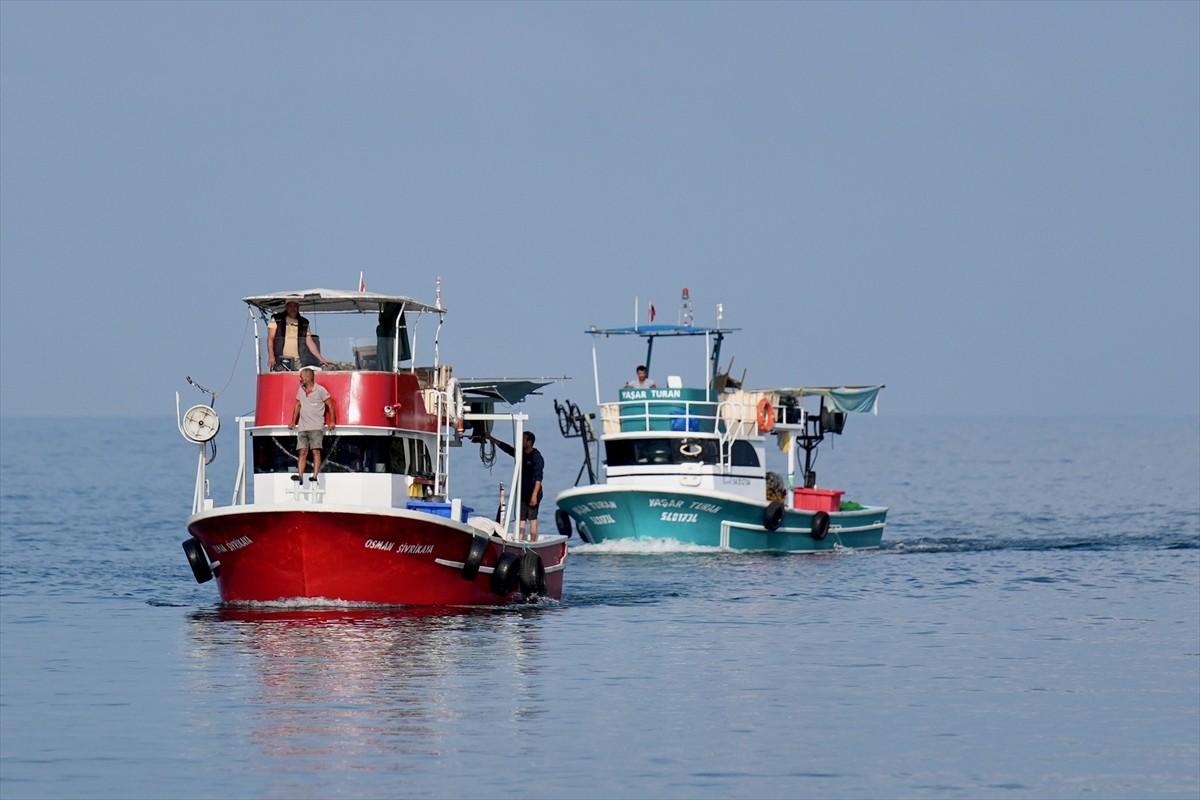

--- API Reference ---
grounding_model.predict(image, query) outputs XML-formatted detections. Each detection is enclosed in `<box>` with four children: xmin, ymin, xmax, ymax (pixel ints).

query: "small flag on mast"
<box><xmin>648</xmin><ymin>301</ymin><xmax>656</xmax><ymax>323</ymax></box>
<box><xmin>359</xmin><ymin>271</ymin><xmax>365</xmax><ymax>292</ymax></box>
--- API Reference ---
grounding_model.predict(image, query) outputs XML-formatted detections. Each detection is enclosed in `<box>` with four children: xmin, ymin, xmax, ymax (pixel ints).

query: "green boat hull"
<box><xmin>557</xmin><ymin>485</ymin><xmax>886</xmax><ymax>552</ymax></box>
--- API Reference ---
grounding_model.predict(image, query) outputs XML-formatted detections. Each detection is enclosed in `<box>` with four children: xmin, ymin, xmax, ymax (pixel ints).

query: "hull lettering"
<box><xmin>211</xmin><ymin>536</ymin><xmax>253</xmax><ymax>554</ymax></box>
<box><xmin>365</xmin><ymin>539</ymin><xmax>434</xmax><ymax>555</ymax></box>
<box><xmin>394</xmin><ymin>543</ymin><xmax>435</xmax><ymax>555</ymax></box>
<box><xmin>572</xmin><ymin>500</ymin><xmax>616</xmax><ymax>514</ymax></box>
<box><xmin>648</xmin><ymin>498</ymin><xmax>685</xmax><ymax>508</ymax></box>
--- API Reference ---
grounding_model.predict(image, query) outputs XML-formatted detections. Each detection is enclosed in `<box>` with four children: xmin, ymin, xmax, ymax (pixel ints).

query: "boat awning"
<box><xmin>770</xmin><ymin>385</ymin><xmax>885</xmax><ymax>414</ymax></box>
<box><xmin>459</xmin><ymin>378</ymin><xmax>559</xmax><ymax>405</ymax></box>
<box><xmin>243</xmin><ymin>289</ymin><xmax>443</xmax><ymax>315</ymax></box>
<box><xmin>585</xmin><ymin>324</ymin><xmax>738</xmax><ymax>338</ymax></box>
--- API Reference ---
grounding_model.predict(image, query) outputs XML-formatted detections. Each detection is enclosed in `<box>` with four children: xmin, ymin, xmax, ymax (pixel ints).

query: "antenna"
<box><xmin>186</xmin><ymin>376</ymin><xmax>217</xmax><ymax>407</ymax></box>
<box><xmin>679</xmin><ymin>288</ymin><xmax>693</xmax><ymax>327</ymax></box>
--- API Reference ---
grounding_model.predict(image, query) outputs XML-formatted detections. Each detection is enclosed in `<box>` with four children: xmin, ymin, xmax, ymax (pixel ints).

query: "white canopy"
<box><xmin>242</xmin><ymin>288</ymin><xmax>443</xmax><ymax>316</ymax></box>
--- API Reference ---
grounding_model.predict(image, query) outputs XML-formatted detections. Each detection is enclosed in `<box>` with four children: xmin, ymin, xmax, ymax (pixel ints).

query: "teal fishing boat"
<box><xmin>553</xmin><ymin>292</ymin><xmax>887</xmax><ymax>551</ymax></box>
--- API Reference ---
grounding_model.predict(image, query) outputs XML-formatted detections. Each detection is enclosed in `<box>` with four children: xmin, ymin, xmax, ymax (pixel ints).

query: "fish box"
<box><xmin>793</xmin><ymin>488</ymin><xmax>845</xmax><ymax>512</ymax></box>
<box><xmin>407</xmin><ymin>501</ymin><xmax>473</xmax><ymax>521</ymax></box>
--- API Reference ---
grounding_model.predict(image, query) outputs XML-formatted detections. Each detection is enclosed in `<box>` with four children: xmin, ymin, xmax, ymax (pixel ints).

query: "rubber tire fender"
<box><xmin>490</xmin><ymin>551</ymin><xmax>521</xmax><ymax>596</ymax></box>
<box><xmin>577</xmin><ymin>522</ymin><xmax>594</xmax><ymax>544</ymax></box>
<box><xmin>811</xmin><ymin>511</ymin><xmax>831</xmax><ymax>541</ymax></box>
<box><xmin>763</xmin><ymin>501</ymin><xmax>785</xmax><ymax>532</ymax></box>
<box><xmin>182</xmin><ymin>537</ymin><xmax>213</xmax><ymax>584</ymax></box>
<box><xmin>517</xmin><ymin>552</ymin><xmax>547</xmax><ymax>598</ymax></box>
<box><xmin>555</xmin><ymin>508</ymin><xmax>573</xmax><ymax>538</ymax></box>
<box><xmin>461</xmin><ymin>534</ymin><xmax>488</xmax><ymax>581</ymax></box>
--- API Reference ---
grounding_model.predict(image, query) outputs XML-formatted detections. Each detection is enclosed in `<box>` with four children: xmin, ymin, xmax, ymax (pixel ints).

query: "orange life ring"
<box><xmin>756</xmin><ymin>398</ymin><xmax>775</xmax><ymax>433</ymax></box>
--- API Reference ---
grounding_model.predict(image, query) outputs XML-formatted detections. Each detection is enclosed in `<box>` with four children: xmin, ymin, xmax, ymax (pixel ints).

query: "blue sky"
<box><xmin>2</xmin><ymin>1</ymin><xmax>1197</xmax><ymax>420</ymax></box>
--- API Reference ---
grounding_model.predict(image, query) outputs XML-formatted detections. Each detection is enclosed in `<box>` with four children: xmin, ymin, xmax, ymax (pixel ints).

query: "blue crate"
<box><xmin>670</xmin><ymin>413</ymin><xmax>700</xmax><ymax>431</ymax></box>
<box><xmin>407</xmin><ymin>501</ymin><xmax>474</xmax><ymax>521</ymax></box>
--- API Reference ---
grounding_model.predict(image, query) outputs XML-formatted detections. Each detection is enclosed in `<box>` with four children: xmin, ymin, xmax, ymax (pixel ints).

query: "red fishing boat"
<box><xmin>176</xmin><ymin>285</ymin><xmax>567</xmax><ymax>606</ymax></box>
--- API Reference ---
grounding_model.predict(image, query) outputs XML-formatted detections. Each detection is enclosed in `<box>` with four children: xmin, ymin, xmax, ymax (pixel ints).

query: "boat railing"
<box><xmin>599</xmin><ymin>398</ymin><xmax>721</xmax><ymax>435</ymax></box>
<box><xmin>597</xmin><ymin>392</ymin><xmax>770</xmax><ymax>473</ymax></box>
<box><xmin>599</xmin><ymin>389</ymin><xmax>769</xmax><ymax>436</ymax></box>
<box><xmin>255</xmin><ymin>336</ymin><xmax>461</xmax><ymax>377</ymax></box>
<box><xmin>716</xmin><ymin>398</ymin><xmax>757</xmax><ymax>445</ymax></box>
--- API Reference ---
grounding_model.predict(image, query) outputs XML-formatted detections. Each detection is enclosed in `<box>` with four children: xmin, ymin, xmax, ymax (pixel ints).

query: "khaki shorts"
<box><xmin>297</xmin><ymin>429</ymin><xmax>324</xmax><ymax>450</ymax></box>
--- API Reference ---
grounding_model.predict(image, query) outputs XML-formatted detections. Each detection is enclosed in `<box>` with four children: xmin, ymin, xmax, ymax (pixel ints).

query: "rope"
<box><xmin>214</xmin><ymin>308</ymin><xmax>254</xmax><ymax>399</ymax></box>
<box><xmin>186</xmin><ymin>308</ymin><xmax>253</xmax><ymax>408</ymax></box>
<box><xmin>479</xmin><ymin>438</ymin><xmax>496</xmax><ymax>468</ymax></box>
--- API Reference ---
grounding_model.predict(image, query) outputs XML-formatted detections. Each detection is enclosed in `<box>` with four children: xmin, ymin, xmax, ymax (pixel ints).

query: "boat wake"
<box><xmin>224</xmin><ymin>597</ymin><xmax>410</xmax><ymax>609</ymax></box>
<box><xmin>884</xmin><ymin>533</ymin><xmax>1199</xmax><ymax>554</ymax></box>
<box><xmin>215</xmin><ymin>595</ymin><xmax>560</xmax><ymax>612</ymax></box>
<box><xmin>568</xmin><ymin>538</ymin><xmax>870</xmax><ymax>556</ymax></box>
<box><xmin>568</xmin><ymin>529</ymin><xmax>1198</xmax><ymax>557</ymax></box>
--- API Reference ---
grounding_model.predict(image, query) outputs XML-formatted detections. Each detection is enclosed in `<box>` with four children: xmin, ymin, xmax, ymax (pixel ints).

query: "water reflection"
<box><xmin>184</xmin><ymin>605</ymin><xmax>554</xmax><ymax>779</ymax></box>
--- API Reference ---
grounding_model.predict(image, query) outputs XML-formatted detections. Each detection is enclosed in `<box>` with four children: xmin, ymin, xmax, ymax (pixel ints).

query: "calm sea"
<box><xmin>1</xmin><ymin>415</ymin><xmax>1197</xmax><ymax>800</ymax></box>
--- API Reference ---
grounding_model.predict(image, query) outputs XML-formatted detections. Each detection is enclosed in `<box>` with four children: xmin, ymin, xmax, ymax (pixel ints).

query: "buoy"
<box><xmin>445</xmin><ymin>377</ymin><xmax>464</xmax><ymax>422</ymax></box>
<box><xmin>756</xmin><ymin>398</ymin><xmax>775</xmax><ymax>433</ymax></box>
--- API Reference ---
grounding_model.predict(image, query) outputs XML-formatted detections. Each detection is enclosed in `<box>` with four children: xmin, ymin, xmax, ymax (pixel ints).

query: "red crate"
<box><xmin>793</xmin><ymin>488</ymin><xmax>845</xmax><ymax>512</ymax></box>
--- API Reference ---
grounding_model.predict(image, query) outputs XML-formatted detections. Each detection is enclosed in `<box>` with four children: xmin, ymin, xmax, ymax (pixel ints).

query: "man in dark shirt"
<box><xmin>488</xmin><ymin>430</ymin><xmax>545</xmax><ymax>541</ymax></box>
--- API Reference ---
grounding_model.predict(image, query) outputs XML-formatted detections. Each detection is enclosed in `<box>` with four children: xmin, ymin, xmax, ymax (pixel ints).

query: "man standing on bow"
<box><xmin>288</xmin><ymin>367</ymin><xmax>336</xmax><ymax>483</ymax></box>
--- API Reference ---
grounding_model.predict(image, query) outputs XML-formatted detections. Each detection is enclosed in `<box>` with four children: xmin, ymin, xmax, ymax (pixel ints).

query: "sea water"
<box><xmin>1</xmin><ymin>416</ymin><xmax>1197</xmax><ymax>799</ymax></box>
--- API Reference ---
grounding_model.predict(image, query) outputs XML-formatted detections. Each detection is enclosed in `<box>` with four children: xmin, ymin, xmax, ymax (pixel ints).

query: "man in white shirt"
<box><xmin>625</xmin><ymin>365</ymin><xmax>656</xmax><ymax>389</ymax></box>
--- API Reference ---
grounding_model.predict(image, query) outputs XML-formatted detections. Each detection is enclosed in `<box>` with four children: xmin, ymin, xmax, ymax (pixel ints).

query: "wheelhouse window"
<box><xmin>728</xmin><ymin>440</ymin><xmax>760</xmax><ymax>467</ymax></box>
<box><xmin>253</xmin><ymin>434</ymin><xmax>434</xmax><ymax>477</ymax></box>
<box><xmin>604</xmin><ymin>438</ymin><xmax>720</xmax><ymax>467</ymax></box>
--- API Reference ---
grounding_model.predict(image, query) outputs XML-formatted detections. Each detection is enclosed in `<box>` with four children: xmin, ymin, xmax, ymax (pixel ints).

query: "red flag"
<box><xmin>648</xmin><ymin>302</ymin><xmax>656</xmax><ymax>323</ymax></box>
<box><xmin>359</xmin><ymin>271</ymin><xmax>365</xmax><ymax>292</ymax></box>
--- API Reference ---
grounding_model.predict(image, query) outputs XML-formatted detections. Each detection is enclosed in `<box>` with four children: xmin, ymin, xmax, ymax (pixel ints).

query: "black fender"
<box><xmin>461</xmin><ymin>534</ymin><xmax>488</xmax><ymax>581</ymax></box>
<box><xmin>763</xmin><ymin>501</ymin><xmax>785</xmax><ymax>531</ymax></box>
<box><xmin>577</xmin><ymin>522</ymin><xmax>594</xmax><ymax>544</ymax></box>
<box><xmin>555</xmin><ymin>509</ymin><xmax>573</xmax><ymax>537</ymax></box>
<box><xmin>490</xmin><ymin>551</ymin><xmax>520</xmax><ymax>595</ymax></box>
<box><xmin>182</xmin><ymin>537</ymin><xmax>213</xmax><ymax>584</ymax></box>
<box><xmin>517</xmin><ymin>552</ymin><xmax>547</xmax><ymax>598</ymax></box>
<box><xmin>811</xmin><ymin>511</ymin><xmax>831</xmax><ymax>541</ymax></box>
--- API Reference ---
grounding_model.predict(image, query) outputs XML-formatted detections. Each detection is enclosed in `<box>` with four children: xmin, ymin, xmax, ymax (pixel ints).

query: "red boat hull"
<box><xmin>187</xmin><ymin>507</ymin><xmax>566</xmax><ymax>606</ymax></box>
